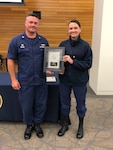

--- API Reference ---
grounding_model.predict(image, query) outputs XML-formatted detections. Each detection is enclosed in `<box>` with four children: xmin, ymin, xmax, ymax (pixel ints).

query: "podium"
<box><xmin>0</xmin><ymin>72</ymin><xmax>60</xmax><ymax>122</ymax></box>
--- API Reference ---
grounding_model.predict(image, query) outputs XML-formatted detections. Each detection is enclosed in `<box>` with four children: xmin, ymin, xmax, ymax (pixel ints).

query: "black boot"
<box><xmin>76</xmin><ymin>117</ymin><xmax>84</xmax><ymax>139</ymax></box>
<box><xmin>24</xmin><ymin>125</ymin><xmax>34</xmax><ymax>140</ymax></box>
<box><xmin>35</xmin><ymin>124</ymin><xmax>44</xmax><ymax>138</ymax></box>
<box><xmin>58</xmin><ymin>115</ymin><xmax>69</xmax><ymax>136</ymax></box>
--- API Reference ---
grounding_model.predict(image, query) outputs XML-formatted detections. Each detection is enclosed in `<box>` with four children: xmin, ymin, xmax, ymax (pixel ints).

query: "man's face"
<box><xmin>68</xmin><ymin>22</ymin><xmax>81</xmax><ymax>40</ymax></box>
<box><xmin>25</xmin><ymin>16</ymin><xmax>39</xmax><ymax>34</ymax></box>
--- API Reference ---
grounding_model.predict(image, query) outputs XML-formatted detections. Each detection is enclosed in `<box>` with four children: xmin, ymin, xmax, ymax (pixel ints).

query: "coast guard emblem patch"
<box><xmin>0</xmin><ymin>95</ymin><xmax>3</xmax><ymax>108</ymax></box>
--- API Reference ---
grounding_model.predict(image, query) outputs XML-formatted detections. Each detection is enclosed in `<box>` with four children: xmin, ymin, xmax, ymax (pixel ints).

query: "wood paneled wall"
<box><xmin>0</xmin><ymin>0</ymin><xmax>94</xmax><ymax>57</ymax></box>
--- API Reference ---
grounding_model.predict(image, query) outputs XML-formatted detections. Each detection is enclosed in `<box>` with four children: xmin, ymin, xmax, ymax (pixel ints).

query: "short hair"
<box><xmin>26</xmin><ymin>13</ymin><xmax>39</xmax><ymax>19</ymax></box>
<box><xmin>68</xmin><ymin>19</ymin><xmax>81</xmax><ymax>27</ymax></box>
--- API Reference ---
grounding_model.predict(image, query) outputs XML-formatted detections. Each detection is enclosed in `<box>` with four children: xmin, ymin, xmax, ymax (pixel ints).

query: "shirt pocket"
<box><xmin>18</xmin><ymin>48</ymin><xmax>30</xmax><ymax>58</ymax></box>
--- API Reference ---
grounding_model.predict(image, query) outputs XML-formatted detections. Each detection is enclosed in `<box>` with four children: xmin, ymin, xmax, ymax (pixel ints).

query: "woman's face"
<box><xmin>68</xmin><ymin>22</ymin><xmax>81</xmax><ymax>40</ymax></box>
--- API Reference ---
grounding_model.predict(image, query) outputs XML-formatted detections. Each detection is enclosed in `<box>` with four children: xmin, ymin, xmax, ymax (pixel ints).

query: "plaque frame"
<box><xmin>43</xmin><ymin>46</ymin><xmax>65</xmax><ymax>73</ymax></box>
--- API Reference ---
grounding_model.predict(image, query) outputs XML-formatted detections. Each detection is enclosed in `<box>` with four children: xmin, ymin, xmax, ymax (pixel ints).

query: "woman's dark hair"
<box><xmin>68</xmin><ymin>19</ymin><xmax>81</xmax><ymax>27</ymax></box>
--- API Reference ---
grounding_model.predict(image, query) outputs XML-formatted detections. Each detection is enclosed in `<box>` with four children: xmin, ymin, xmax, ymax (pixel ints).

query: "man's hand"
<box><xmin>12</xmin><ymin>79</ymin><xmax>21</xmax><ymax>90</ymax></box>
<box><xmin>46</xmin><ymin>70</ymin><xmax>54</xmax><ymax>75</ymax></box>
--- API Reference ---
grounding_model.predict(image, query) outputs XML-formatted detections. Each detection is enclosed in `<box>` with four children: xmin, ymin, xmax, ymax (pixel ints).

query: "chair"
<box><xmin>0</xmin><ymin>54</ymin><xmax>4</xmax><ymax>71</ymax></box>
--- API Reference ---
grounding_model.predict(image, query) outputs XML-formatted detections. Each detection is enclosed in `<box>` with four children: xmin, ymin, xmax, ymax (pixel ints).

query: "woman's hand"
<box><xmin>63</xmin><ymin>55</ymin><xmax>73</xmax><ymax>64</ymax></box>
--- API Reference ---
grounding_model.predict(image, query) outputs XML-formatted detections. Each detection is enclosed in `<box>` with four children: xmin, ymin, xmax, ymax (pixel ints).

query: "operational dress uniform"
<box><xmin>58</xmin><ymin>35</ymin><xmax>93</xmax><ymax>138</ymax></box>
<box><xmin>7</xmin><ymin>32</ymin><xmax>49</xmax><ymax>126</ymax></box>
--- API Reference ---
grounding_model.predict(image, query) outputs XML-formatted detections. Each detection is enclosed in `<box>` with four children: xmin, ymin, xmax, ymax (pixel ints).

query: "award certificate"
<box><xmin>43</xmin><ymin>47</ymin><xmax>65</xmax><ymax>73</ymax></box>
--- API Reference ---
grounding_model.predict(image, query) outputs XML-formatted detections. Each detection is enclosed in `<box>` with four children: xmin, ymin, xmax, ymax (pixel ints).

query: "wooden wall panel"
<box><xmin>0</xmin><ymin>0</ymin><xmax>94</xmax><ymax>57</ymax></box>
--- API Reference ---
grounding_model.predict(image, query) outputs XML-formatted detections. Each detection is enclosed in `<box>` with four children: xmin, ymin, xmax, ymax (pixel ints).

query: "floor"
<box><xmin>0</xmin><ymin>86</ymin><xmax>113</xmax><ymax>150</ymax></box>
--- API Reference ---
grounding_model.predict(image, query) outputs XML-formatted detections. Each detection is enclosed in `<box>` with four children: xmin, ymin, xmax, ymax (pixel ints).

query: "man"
<box><xmin>7</xmin><ymin>13</ymin><xmax>49</xmax><ymax>140</ymax></box>
<box><xmin>58</xmin><ymin>20</ymin><xmax>93</xmax><ymax>139</ymax></box>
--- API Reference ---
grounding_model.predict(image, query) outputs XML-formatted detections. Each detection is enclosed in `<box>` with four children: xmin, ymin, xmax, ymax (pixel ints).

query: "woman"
<box><xmin>58</xmin><ymin>19</ymin><xmax>93</xmax><ymax>139</ymax></box>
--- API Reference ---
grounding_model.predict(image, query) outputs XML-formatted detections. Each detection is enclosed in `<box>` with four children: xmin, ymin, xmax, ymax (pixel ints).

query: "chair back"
<box><xmin>0</xmin><ymin>54</ymin><xmax>2</xmax><ymax>63</ymax></box>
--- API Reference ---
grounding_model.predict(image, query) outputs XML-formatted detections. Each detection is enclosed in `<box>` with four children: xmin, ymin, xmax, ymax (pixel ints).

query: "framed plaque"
<box><xmin>43</xmin><ymin>46</ymin><xmax>65</xmax><ymax>73</ymax></box>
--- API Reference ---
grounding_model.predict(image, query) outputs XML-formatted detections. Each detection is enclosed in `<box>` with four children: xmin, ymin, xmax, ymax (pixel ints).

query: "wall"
<box><xmin>0</xmin><ymin>0</ymin><xmax>94</xmax><ymax>57</ymax></box>
<box><xmin>89</xmin><ymin>0</ymin><xmax>113</xmax><ymax>95</ymax></box>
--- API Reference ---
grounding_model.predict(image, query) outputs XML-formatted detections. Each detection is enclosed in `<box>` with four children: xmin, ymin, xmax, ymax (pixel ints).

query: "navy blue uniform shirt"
<box><xmin>7</xmin><ymin>32</ymin><xmax>49</xmax><ymax>85</ymax></box>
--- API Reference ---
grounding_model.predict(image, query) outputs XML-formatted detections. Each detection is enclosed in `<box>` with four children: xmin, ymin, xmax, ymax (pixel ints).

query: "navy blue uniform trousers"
<box><xmin>18</xmin><ymin>83</ymin><xmax>48</xmax><ymax>125</ymax></box>
<box><xmin>59</xmin><ymin>83</ymin><xmax>87</xmax><ymax>118</ymax></box>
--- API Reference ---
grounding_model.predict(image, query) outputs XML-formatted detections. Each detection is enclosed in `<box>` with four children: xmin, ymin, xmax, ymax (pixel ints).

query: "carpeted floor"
<box><xmin>0</xmin><ymin>86</ymin><xmax>113</xmax><ymax>150</ymax></box>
